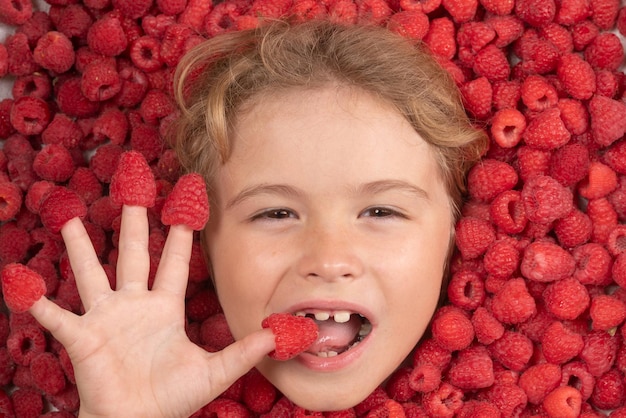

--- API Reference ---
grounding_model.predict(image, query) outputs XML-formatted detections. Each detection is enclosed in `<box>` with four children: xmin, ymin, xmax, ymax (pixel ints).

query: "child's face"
<box><xmin>205</xmin><ymin>85</ymin><xmax>452</xmax><ymax>411</ymax></box>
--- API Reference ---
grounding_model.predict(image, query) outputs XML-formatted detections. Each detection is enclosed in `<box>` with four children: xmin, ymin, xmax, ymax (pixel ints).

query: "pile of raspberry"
<box><xmin>0</xmin><ymin>0</ymin><xmax>625</xmax><ymax>416</ymax></box>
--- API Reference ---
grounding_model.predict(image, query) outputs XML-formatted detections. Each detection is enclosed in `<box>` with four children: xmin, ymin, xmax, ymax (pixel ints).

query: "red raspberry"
<box><xmin>399</xmin><ymin>0</ymin><xmax>440</xmax><ymax>12</ymax></box>
<box><xmin>521</xmin><ymin>75</ymin><xmax>558</xmax><ymax>112</ymax></box>
<box><xmin>543</xmin><ymin>386</ymin><xmax>582</xmax><ymax>418</ymax></box>
<box><xmin>178</xmin><ymin>0</ymin><xmax>213</xmax><ymax>32</ymax></box>
<box><xmin>6</xmin><ymin>325</ymin><xmax>46</xmax><ymax>366</ymax></box>
<box><xmin>423</xmin><ymin>17</ymin><xmax>456</xmax><ymax>60</ymax></box>
<box><xmin>447</xmin><ymin>345</ymin><xmax>494</xmax><ymax>390</ymax></box>
<box><xmin>55</xmin><ymin>4</ymin><xmax>93</xmax><ymax>40</ymax></box>
<box><xmin>354</xmin><ymin>386</ymin><xmax>388</xmax><ymax>416</ymax></box>
<box><xmin>89</xmin><ymin>143</ymin><xmax>124</xmax><ymax>184</ymax></box>
<box><xmin>10</xmin><ymin>96</ymin><xmax>51</xmax><ymax>136</ymax></box>
<box><xmin>111</xmin><ymin>0</ymin><xmax>153</xmax><ymax>18</ymax></box>
<box><xmin>459</xmin><ymin>76</ymin><xmax>492</xmax><ymax>120</ymax></box>
<box><xmin>242</xmin><ymin>368</ymin><xmax>278</xmax><ymax>414</ymax></box>
<box><xmin>355</xmin><ymin>0</ymin><xmax>393</xmax><ymax>25</ymax></box>
<box><xmin>203</xmin><ymin>398</ymin><xmax>251</xmax><ymax>417</ymax></box>
<box><xmin>161</xmin><ymin>173</ymin><xmax>209</xmax><ymax>231</ymax></box>
<box><xmin>590</xmin><ymin>294</ymin><xmax>626</xmax><ymax>331</ymax></box>
<box><xmin>541</xmin><ymin>320</ymin><xmax>584</xmax><ymax>364</ymax></box>
<box><xmin>557</xmin><ymin>53</ymin><xmax>596</xmax><ymax>100</ymax></box>
<box><xmin>590</xmin><ymin>0</ymin><xmax>619</xmax><ymax>29</ymax></box>
<box><xmin>516</xmin><ymin>146</ymin><xmax>551</xmax><ymax>182</ymax></box>
<box><xmin>11</xmin><ymin>388</ymin><xmax>43</xmax><ymax>418</ymax></box>
<box><xmin>473</xmin><ymin>44</ymin><xmax>510</xmax><ymax>82</ymax></box>
<box><xmin>41</xmin><ymin>113</ymin><xmax>84</xmax><ymax>149</ymax></box>
<box><xmin>585</xmin><ymin>33</ymin><xmax>624</xmax><ymax>71</ymax></box>
<box><xmin>67</xmin><ymin>167</ymin><xmax>102</xmax><ymax>205</ymax></box>
<box><xmin>590</xmin><ymin>368</ymin><xmax>624</xmax><ymax>410</ymax></box>
<box><xmin>554</xmin><ymin>208</ymin><xmax>592</xmax><ymax>248</ymax></box>
<box><xmin>467</xmin><ymin>159</ymin><xmax>518</xmax><ymax>203</ymax></box>
<box><xmin>490</xmin><ymin>108</ymin><xmax>526</xmax><ymax>149</ymax></box>
<box><xmin>412</xmin><ymin>338</ymin><xmax>452</xmax><ymax>370</ymax></box>
<box><xmin>455</xmin><ymin>217</ymin><xmax>496</xmax><ymax>260</ymax></box>
<box><xmin>471</xmin><ymin>307</ymin><xmax>504</xmax><ymax>345</ymax></box>
<box><xmin>1</xmin><ymin>263</ymin><xmax>46</xmax><ymax>313</ymax></box>
<box><xmin>595</xmin><ymin>69</ymin><xmax>618</xmax><ymax>98</ymax></box>
<box><xmin>489</xmin><ymin>190</ymin><xmax>528</xmax><ymax>234</ymax></box>
<box><xmin>408</xmin><ymin>362</ymin><xmax>441</xmax><ymax>393</ymax></box>
<box><xmin>539</xmin><ymin>22</ymin><xmax>573</xmax><ymax>55</ymax></box>
<box><xmin>81</xmin><ymin>59</ymin><xmax>122</xmax><ymax>102</ymax></box>
<box><xmin>130</xmin><ymin>123</ymin><xmax>164</xmax><ymax>163</ymax></box>
<box><xmin>200</xmin><ymin>313</ymin><xmax>234</xmax><ymax>350</ymax></box>
<box><xmin>0</xmin><ymin>181</ymin><xmax>22</xmax><ymax>221</ymax></box>
<box><xmin>579</xmin><ymin>161</ymin><xmax>618</xmax><ymax>200</ymax></box>
<box><xmin>556</xmin><ymin>0</ymin><xmax>591</xmax><ymax>24</ymax></box>
<box><xmin>39</xmin><ymin>186</ymin><xmax>88</xmax><ymax>234</ymax></box>
<box><xmin>5</xmin><ymin>33</ymin><xmax>39</xmax><ymax>77</ymax></box>
<box><xmin>204</xmin><ymin>1</ymin><xmax>242</xmax><ymax>37</ymax></box>
<box><xmin>87</xmin><ymin>15</ymin><xmax>128</xmax><ymax>57</ymax></box>
<box><xmin>116</xmin><ymin>66</ymin><xmax>150</xmax><ymax>109</ymax></box>
<box><xmin>557</xmin><ymin>98</ymin><xmax>589</xmax><ymax>136</ymax></box>
<box><xmin>457</xmin><ymin>21</ymin><xmax>496</xmax><ymax>55</ymax></box>
<box><xmin>518</xmin><ymin>363</ymin><xmax>561</xmax><ymax>405</ymax></box>
<box><xmin>485</xmin><ymin>15</ymin><xmax>524</xmax><ymax>48</ymax></box>
<box><xmin>293</xmin><ymin>0</ymin><xmax>330</xmax><ymax>23</ymax></box>
<box><xmin>261</xmin><ymin>313</ymin><xmax>319</xmax><ymax>361</ymax></box>
<box><xmin>515</xmin><ymin>35</ymin><xmax>561</xmax><ymax>75</ymax></box>
<box><xmin>521</xmin><ymin>240</ymin><xmax>576</xmax><ymax>283</ymax></box>
<box><xmin>485</xmin><ymin>383</ymin><xmax>528</xmax><ymax>416</ymax></box>
<box><xmin>12</xmin><ymin>72</ymin><xmax>52</xmax><ymax>101</ymax></box>
<box><xmin>515</xmin><ymin>0</ymin><xmax>556</xmax><ymax>27</ymax></box>
<box><xmin>32</xmin><ymin>144</ymin><xmax>76</xmax><ymax>183</ymax></box>
<box><xmin>385</xmin><ymin>367</ymin><xmax>414</xmax><ymax>402</ymax></box>
<box><xmin>580</xmin><ymin>330</ymin><xmax>618</xmax><ymax>377</ymax></box>
<box><xmin>32</xmin><ymin>31</ymin><xmax>75</xmax><ymax>74</ymax></box>
<box><xmin>328</xmin><ymin>0</ymin><xmax>358</xmax><ymax>25</ymax></box>
<box><xmin>139</xmin><ymin>89</ymin><xmax>175</xmax><ymax>126</ymax></box>
<box><xmin>110</xmin><ymin>150</ymin><xmax>157</xmax><ymax>207</ymax></box>
<box><xmin>386</xmin><ymin>10</ymin><xmax>429</xmax><ymax>41</ymax></box>
<box><xmin>589</xmin><ymin>94</ymin><xmax>626</xmax><ymax>147</ymax></box>
<box><xmin>479</xmin><ymin>0</ymin><xmax>513</xmax><ymax>15</ymax></box>
<box><xmin>607</xmin><ymin>225</ymin><xmax>626</xmax><ymax>256</ymax></box>
<box><xmin>521</xmin><ymin>174</ymin><xmax>574</xmax><ymax>224</ymax></box>
<box><xmin>92</xmin><ymin>108</ymin><xmax>129</xmax><ymax>146</ymax></box>
<box><xmin>422</xmin><ymin>382</ymin><xmax>463</xmax><ymax>418</ymax></box>
<box><xmin>490</xmin><ymin>277</ymin><xmax>536</xmax><ymax>324</ymax></box>
<box><xmin>162</xmin><ymin>24</ymin><xmax>196</xmax><ymax>68</ymax></box>
<box><xmin>488</xmin><ymin>330</ymin><xmax>533</xmax><ymax>372</ymax></box>
<box><xmin>129</xmin><ymin>36</ymin><xmax>162</xmax><ymax>73</ymax></box>
<box><xmin>30</xmin><ymin>352</ymin><xmax>65</xmax><ymax>396</ymax></box>
<box><xmin>573</xmin><ymin>243</ymin><xmax>612</xmax><ymax>285</ymax></box>
<box><xmin>446</xmin><ymin>270</ymin><xmax>485</xmax><ymax>310</ymax></box>
<box><xmin>431</xmin><ymin>306</ymin><xmax>474</xmax><ymax>352</ymax></box>
<box><xmin>587</xmin><ymin>197</ymin><xmax>619</xmax><ymax>244</ymax></box>
<box><xmin>543</xmin><ymin>277</ymin><xmax>589</xmax><ymax>320</ymax></box>
<box><xmin>522</xmin><ymin>107</ymin><xmax>571</xmax><ymax>150</ymax></box>
<box><xmin>561</xmin><ymin>361</ymin><xmax>595</xmax><ymax>402</ymax></box>
<box><xmin>441</xmin><ymin>0</ymin><xmax>477</xmax><ymax>23</ymax></box>
<box><xmin>56</xmin><ymin>77</ymin><xmax>101</xmax><ymax>118</ymax></box>
<box><xmin>0</xmin><ymin>0</ymin><xmax>32</xmax><ymax>25</ymax></box>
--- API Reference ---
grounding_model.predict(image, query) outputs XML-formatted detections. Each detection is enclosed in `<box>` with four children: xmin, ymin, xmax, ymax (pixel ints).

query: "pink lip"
<box><xmin>282</xmin><ymin>299</ymin><xmax>376</xmax><ymax>372</ymax></box>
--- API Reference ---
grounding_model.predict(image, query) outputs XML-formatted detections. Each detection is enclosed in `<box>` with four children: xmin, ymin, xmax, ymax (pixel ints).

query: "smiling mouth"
<box><xmin>294</xmin><ymin>310</ymin><xmax>373</xmax><ymax>358</ymax></box>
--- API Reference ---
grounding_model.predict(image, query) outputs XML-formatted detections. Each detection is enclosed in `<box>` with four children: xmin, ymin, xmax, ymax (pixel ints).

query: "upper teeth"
<box><xmin>294</xmin><ymin>310</ymin><xmax>353</xmax><ymax>323</ymax></box>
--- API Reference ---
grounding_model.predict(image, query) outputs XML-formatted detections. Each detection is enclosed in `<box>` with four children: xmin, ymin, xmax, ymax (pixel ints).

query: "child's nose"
<box><xmin>296</xmin><ymin>224</ymin><xmax>365</xmax><ymax>282</ymax></box>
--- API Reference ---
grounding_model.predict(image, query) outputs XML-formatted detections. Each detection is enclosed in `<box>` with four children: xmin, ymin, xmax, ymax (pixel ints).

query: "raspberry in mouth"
<box><xmin>294</xmin><ymin>310</ymin><xmax>373</xmax><ymax>358</ymax></box>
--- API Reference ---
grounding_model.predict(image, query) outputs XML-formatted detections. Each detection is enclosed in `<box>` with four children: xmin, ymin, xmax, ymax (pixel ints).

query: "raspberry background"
<box><xmin>1</xmin><ymin>0</ymin><xmax>626</xmax><ymax>416</ymax></box>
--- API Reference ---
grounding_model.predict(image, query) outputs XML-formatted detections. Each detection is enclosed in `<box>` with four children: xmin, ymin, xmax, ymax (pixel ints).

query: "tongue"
<box><xmin>307</xmin><ymin>315</ymin><xmax>361</xmax><ymax>353</ymax></box>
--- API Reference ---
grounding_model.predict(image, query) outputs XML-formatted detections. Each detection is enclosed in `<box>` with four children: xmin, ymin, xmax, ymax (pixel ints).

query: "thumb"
<box><xmin>206</xmin><ymin>328</ymin><xmax>276</xmax><ymax>395</ymax></box>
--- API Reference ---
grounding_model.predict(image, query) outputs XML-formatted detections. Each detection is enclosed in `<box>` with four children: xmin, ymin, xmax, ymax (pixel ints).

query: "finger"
<box><xmin>29</xmin><ymin>297</ymin><xmax>81</xmax><ymax>348</ymax></box>
<box><xmin>116</xmin><ymin>205</ymin><xmax>150</xmax><ymax>290</ymax></box>
<box><xmin>206</xmin><ymin>329</ymin><xmax>276</xmax><ymax>395</ymax></box>
<box><xmin>152</xmin><ymin>224</ymin><xmax>194</xmax><ymax>296</ymax></box>
<box><xmin>61</xmin><ymin>217</ymin><xmax>112</xmax><ymax>310</ymax></box>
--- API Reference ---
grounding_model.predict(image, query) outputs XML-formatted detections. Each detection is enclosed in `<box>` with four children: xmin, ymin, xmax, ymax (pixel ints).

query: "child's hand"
<box><xmin>28</xmin><ymin>206</ymin><xmax>275</xmax><ymax>418</ymax></box>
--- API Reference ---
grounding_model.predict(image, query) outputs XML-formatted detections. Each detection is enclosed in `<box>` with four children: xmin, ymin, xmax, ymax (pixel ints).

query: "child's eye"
<box><xmin>251</xmin><ymin>208</ymin><xmax>297</xmax><ymax>221</ymax></box>
<box><xmin>360</xmin><ymin>207</ymin><xmax>406</xmax><ymax>219</ymax></box>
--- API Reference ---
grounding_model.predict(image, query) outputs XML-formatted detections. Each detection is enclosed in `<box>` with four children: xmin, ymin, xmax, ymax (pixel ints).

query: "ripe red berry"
<box><xmin>557</xmin><ymin>53</ymin><xmax>597</xmax><ymax>100</ymax></box>
<box><xmin>455</xmin><ymin>216</ymin><xmax>496</xmax><ymax>260</ymax></box>
<box><xmin>431</xmin><ymin>306</ymin><xmax>474</xmax><ymax>352</ymax></box>
<box><xmin>543</xmin><ymin>386</ymin><xmax>582</xmax><ymax>418</ymax></box>
<box><xmin>0</xmin><ymin>181</ymin><xmax>23</xmax><ymax>221</ymax></box>
<box><xmin>447</xmin><ymin>345</ymin><xmax>494</xmax><ymax>390</ymax></box>
<box><xmin>543</xmin><ymin>277</ymin><xmax>590</xmax><ymax>320</ymax></box>
<box><xmin>161</xmin><ymin>173</ymin><xmax>210</xmax><ymax>231</ymax></box>
<box><xmin>109</xmin><ymin>150</ymin><xmax>157</xmax><ymax>207</ymax></box>
<box><xmin>541</xmin><ymin>320</ymin><xmax>584</xmax><ymax>364</ymax></box>
<box><xmin>261</xmin><ymin>313</ymin><xmax>319</xmax><ymax>361</ymax></box>
<box><xmin>467</xmin><ymin>159</ymin><xmax>518</xmax><ymax>203</ymax></box>
<box><xmin>32</xmin><ymin>31</ymin><xmax>75</xmax><ymax>74</ymax></box>
<box><xmin>589</xmin><ymin>94</ymin><xmax>626</xmax><ymax>147</ymax></box>
<box><xmin>39</xmin><ymin>186</ymin><xmax>88</xmax><ymax>234</ymax></box>
<box><xmin>1</xmin><ymin>263</ymin><xmax>46</xmax><ymax>313</ymax></box>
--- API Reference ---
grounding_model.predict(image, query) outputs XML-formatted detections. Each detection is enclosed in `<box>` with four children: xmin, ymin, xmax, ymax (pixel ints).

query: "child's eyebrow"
<box><xmin>225</xmin><ymin>180</ymin><xmax>430</xmax><ymax>210</ymax></box>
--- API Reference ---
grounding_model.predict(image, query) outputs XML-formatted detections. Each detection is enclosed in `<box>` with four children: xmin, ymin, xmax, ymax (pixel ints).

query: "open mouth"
<box><xmin>294</xmin><ymin>310</ymin><xmax>373</xmax><ymax>358</ymax></box>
